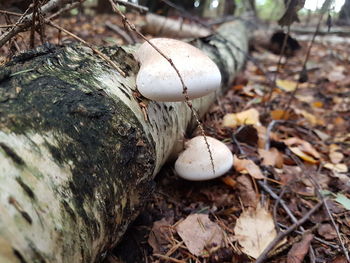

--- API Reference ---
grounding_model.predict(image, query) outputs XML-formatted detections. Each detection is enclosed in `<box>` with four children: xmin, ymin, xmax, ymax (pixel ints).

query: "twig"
<box><xmin>48</xmin><ymin>1</ymin><xmax>82</xmax><ymax>20</ymax></box>
<box><xmin>255</xmin><ymin>201</ymin><xmax>322</xmax><ymax>263</ymax></box>
<box><xmin>265</xmin><ymin>26</ymin><xmax>291</xmax><ymax>106</ymax></box>
<box><xmin>0</xmin><ymin>0</ymin><xmax>73</xmax><ymax>48</ymax></box>
<box><xmin>278</xmin><ymin>223</ymin><xmax>340</xmax><ymax>249</ymax></box>
<box><xmin>153</xmin><ymin>254</ymin><xmax>186</xmax><ymax>263</ymax></box>
<box><xmin>105</xmin><ymin>21</ymin><xmax>135</xmax><ymax>44</ymax></box>
<box><xmin>259</xmin><ymin>181</ymin><xmax>316</xmax><ymax>260</ymax></box>
<box><xmin>0</xmin><ymin>10</ymin><xmax>22</xmax><ymax>16</ymax></box>
<box><xmin>109</xmin><ymin>0</ymin><xmax>216</xmax><ymax>176</ymax></box>
<box><xmin>290</xmin><ymin>155</ymin><xmax>350</xmax><ymax>262</ymax></box>
<box><xmin>47</xmin><ymin>21</ymin><xmax>126</xmax><ymax>77</ymax></box>
<box><xmin>113</xmin><ymin>0</ymin><xmax>148</xmax><ymax>13</ymax></box>
<box><xmin>283</xmin><ymin>7</ymin><xmax>327</xmax><ymax>113</ymax></box>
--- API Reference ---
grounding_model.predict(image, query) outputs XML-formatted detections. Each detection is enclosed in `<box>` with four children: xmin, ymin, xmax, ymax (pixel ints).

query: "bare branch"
<box><xmin>0</xmin><ymin>0</ymin><xmax>73</xmax><ymax>48</ymax></box>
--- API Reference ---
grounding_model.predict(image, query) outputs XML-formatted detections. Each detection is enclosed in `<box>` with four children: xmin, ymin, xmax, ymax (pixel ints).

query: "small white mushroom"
<box><xmin>175</xmin><ymin>136</ymin><xmax>233</xmax><ymax>181</ymax></box>
<box><xmin>134</xmin><ymin>38</ymin><xmax>221</xmax><ymax>102</ymax></box>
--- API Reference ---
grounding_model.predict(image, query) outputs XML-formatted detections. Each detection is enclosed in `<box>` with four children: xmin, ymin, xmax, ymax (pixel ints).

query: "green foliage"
<box><xmin>256</xmin><ymin>0</ymin><xmax>285</xmax><ymax>21</ymax></box>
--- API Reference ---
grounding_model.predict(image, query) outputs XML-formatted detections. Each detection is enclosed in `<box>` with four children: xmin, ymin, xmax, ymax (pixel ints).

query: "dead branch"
<box><xmin>113</xmin><ymin>0</ymin><xmax>148</xmax><ymax>13</ymax></box>
<box><xmin>0</xmin><ymin>0</ymin><xmax>73</xmax><ymax>48</ymax></box>
<box><xmin>105</xmin><ymin>21</ymin><xmax>135</xmax><ymax>44</ymax></box>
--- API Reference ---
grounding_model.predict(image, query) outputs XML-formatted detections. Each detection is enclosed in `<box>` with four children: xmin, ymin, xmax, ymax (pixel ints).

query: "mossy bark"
<box><xmin>0</xmin><ymin>20</ymin><xmax>249</xmax><ymax>263</ymax></box>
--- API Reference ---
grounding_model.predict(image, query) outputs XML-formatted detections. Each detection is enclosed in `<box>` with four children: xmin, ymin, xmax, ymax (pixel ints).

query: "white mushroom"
<box><xmin>175</xmin><ymin>136</ymin><xmax>233</xmax><ymax>181</ymax></box>
<box><xmin>134</xmin><ymin>38</ymin><xmax>222</xmax><ymax>102</ymax></box>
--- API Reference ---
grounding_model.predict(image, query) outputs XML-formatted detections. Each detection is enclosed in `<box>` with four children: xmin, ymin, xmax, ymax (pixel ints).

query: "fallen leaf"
<box><xmin>271</xmin><ymin>109</ymin><xmax>290</xmax><ymax>120</ymax></box>
<box><xmin>294</xmin><ymin>108</ymin><xmax>324</xmax><ymax>126</ymax></box>
<box><xmin>324</xmin><ymin>163</ymin><xmax>348</xmax><ymax>173</ymax></box>
<box><xmin>330</xmin><ymin>256</ymin><xmax>349</xmax><ymax>263</ymax></box>
<box><xmin>234</xmin><ymin>205</ymin><xmax>277</xmax><ymax>259</ymax></box>
<box><xmin>287</xmin><ymin>233</ymin><xmax>313</xmax><ymax>263</ymax></box>
<box><xmin>289</xmin><ymin>147</ymin><xmax>318</xmax><ymax>164</ymax></box>
<box><xmin>276</xmin><ymin>79</ymin><xmax>298</xmax><ymax>91</ymax></box>
<box><xmin>148</xmin><ymin>217</ymin><xmax>174</xmax><ymax>254</ymax></box>
<box><xmin>258</xmin><ymin>148</ymin><xmax>284</xmax><ymax>168</ymax></box>
<box><xmin>334</xmin><ymin>193</ymin><xmax>350</xmax><ymax>210</ymax></box>
<box><xmin>329</xmin><ymin>151</ymin><xmax>344</xmax><ymax>164</ymax></box>
<box><xmin>237</xmin><ymin>175</ymin><xmax>258</xmax><ymax>208</ymax></box>
<box><xmin>284</xmin><ymin>137</ymin><xmax>321</xmax><ymax>159</ymax></box>
<box><xmin>222</xmin><ymin>108</ymin><xmax>260</xmax><ymax>128</ymax></box>
<box><xmin>233</xmin><ymin>155</ymin><xmax>265</xmax><ymax>179</ymax></box>
<box><xmin>176</xmin><ymin>214</ymin><xmax>225</xmax><ymax>256</ymax></box>
<box><xmin>318</xmin><ymin>224</ymin><xmax>337</xmax><ymax>240</ymax></box>
<box><xmin>221</xmin><ymin>176</ymin><xmax>237</xmax><ymax>188</ymax></box>
<box><xmin>312</xmin><ymin>101</ymin><xmax>324</xmax><ymax>108</ymax></box>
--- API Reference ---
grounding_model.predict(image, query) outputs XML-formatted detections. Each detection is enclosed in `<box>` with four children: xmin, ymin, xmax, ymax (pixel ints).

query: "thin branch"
<box><xmin>265</xmin><ymin>26</ymin><xmax>291</xmax><ymax>105</ymax></box>
<box><xmin>0</xmin><ymin>0</ymin><xmax>73</xmax><ymax>48</ymax></box>
<box><xmin>283</xmin><ymin>7</ymin><xmax>327</xmax><ymax>113</ymax></box>
<box><xmin>0</xmin><ymin>10</ymin><xmax>22</xmax><ymax>16</ymax></box>
<box><xmin>255</xmin><ymin>201</ymin><xmax>323</xmax><ymax>263</ymax></box>
<box><xmin>113</xmin><ymin>0</ymin><xmax>148</xmax><ymax>13</ymax></box>
<box><xmin>47</xmin><ymin>21</ymin><xmax>126</xmax><ymax>77</ymax></box>
<box><xmin>290</xmin><ymin>155</ymin><xmax>350</xmax><ymax>262</ymax></box>
<box><xmin>48</xmin><ymin>1</ymin><xmax>82</xmax><ymax>20</ymax></box>
<box><xmin>105</xmin><ymin>21</ymin><xmax>135</xmax><ymax>44</ymax></box>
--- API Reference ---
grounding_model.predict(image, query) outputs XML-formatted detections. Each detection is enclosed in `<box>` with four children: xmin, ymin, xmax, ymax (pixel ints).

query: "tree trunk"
<box><xmin>339</xmin><ymin>0</ymin><xmax>350</xmax><ymax>25</ymax></box>
<box><xmin>0</xmin><ymin>20</ymin><xmax>249</xmax><ymax>263</ymax></box>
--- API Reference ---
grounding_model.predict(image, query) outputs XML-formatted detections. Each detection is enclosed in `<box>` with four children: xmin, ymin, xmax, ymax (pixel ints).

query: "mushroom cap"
<box><xmin>175</xmin><ymin>136</ymin><xmax>233</xmax><ymax>181</ymax></box>
<box><xmin>134</xmin><ymin>38</ymin><xmax>222</xmax><ymax>102</ymax></box>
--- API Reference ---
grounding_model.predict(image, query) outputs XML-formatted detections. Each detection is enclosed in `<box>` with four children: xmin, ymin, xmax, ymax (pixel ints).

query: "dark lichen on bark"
<box><xmin>0</xmin><ymin>43</ymin><xmax>156</xmax><ymax>259</ymax></box>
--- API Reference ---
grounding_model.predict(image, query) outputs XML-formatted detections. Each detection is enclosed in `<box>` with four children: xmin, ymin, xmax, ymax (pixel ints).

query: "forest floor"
<box><xmin>1</xmin><ymin>10</ymin><xmax>349</xmax><ymax>263</ymax></box>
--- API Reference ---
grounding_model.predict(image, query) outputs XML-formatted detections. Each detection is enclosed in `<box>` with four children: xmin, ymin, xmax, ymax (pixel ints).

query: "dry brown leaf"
<box><xmin>234</xmin><ymin>205</ymin><xmax>277</xmax><ymax>259</ymax></box>
<box><xmin>284</xmin><ymin>137</ymin><xmax>321</xmax><ymax>159</ymax></box>
<box><xmin>258</xmin><ymin>148</ymin><xmax>284</xmax><ymax>168</ymax></box>
<box><xmin>287</xmin><ymin>233</ymin><xmax>313</xmax><ymax>263</ymax></box>
<box><xmin>222</xmin><ymin>108</ymin><xmax>260</xmax><ymax>128</ymax></box>
<box><xmin>176</xmin><ymin>214</ymin><xmax>224</xmax><ymax>256</ymax></box>
<box><xmin>233</xmin><ymin>155</ymin><xmax>265</xmax><ymax>179</ymax></box>
<box><xmin>318</xmin><ymin>224</ymin><xmax>337</xmax><ymax>240</ymax></box>
<box><xmin>148</xmin><ymin>217</ymin><xmax>174</xmax><ymax>254</ymax></box>
<box><xmin>237</xmin><ymin>175</ymin><xmax>258</xmax><ymax>208</ymax></box>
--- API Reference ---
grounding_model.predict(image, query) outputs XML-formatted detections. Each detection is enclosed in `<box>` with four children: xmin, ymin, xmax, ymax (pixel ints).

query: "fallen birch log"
<box><xmin>0</xmin><ymin>19</ymin><xmax>249</xmax><ymax>262</ymax></box>
<box><xmin>143</xmin><ymin>13</ymin><xmax>211</xmax><ymax>38</ymax></box>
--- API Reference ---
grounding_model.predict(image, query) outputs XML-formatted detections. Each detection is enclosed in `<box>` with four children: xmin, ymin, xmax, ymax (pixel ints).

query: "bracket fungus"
<box><xmin>134</xmin><ymin>38</ymin><xmax>222</xmax><ymax>102</ymax></box>
<box><xmin>175</xmin><ymin>136</ymin><xmax>233</xmax><ymax>181</ymax></box>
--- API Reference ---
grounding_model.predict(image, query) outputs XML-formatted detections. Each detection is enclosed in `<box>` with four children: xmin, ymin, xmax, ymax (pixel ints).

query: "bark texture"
<box><xmin>0</xmin><ymin>20</ymin><xmax>249</xmax><ymax>263</ymax></box>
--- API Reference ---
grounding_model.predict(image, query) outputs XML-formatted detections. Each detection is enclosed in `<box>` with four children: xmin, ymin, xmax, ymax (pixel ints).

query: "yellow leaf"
<box><xmin>271</xmin><ymin>109</ymin><xmax>290</xmax><ymax>120</ymax></box>
<box><xmin>312</xmin><ymin>101</ymin><xmax>324</xmax><ymax>108</ymax></box>
<box><xmin>222</xmin><ymin>108</ymin><xmax>260</xmax><ymax>128</ymax></box>
<box><xmin>329</xmin><ymin>151</ymin><xmax>344</xmax><ymax>164</ymax></box>
<box><xmin>276</xmin><ymin>79</ymin><xmax>298</xmax><ymax>92</ymax></box>
<box><xmin>324</xmin><ymin>163</ymin><xmax>348</xmax><ymax>173</ymax></box>
<box><xmin>284</xmin><ymin>137</ymin><xmax>321</xmax><ymax>159</ymax></box>
<box><xmin>289</xmin><ymin>147</ymin><xmax>318</xmax><ymax>164</ymax></box>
